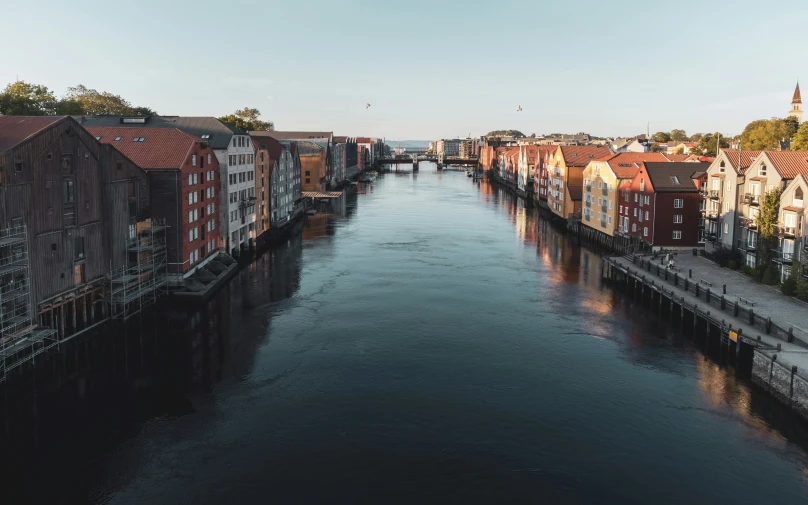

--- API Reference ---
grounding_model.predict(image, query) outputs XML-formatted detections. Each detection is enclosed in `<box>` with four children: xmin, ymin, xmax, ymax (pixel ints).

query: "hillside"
<box><xmin>486</xmin><ymin>130</ymin><xmax>525</xmax><ymax>138</ymax></box>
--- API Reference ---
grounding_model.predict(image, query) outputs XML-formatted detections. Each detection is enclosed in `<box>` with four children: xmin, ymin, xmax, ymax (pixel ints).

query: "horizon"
<box><xmin>3</xmin><ymin>0</ymin><xmax>807</xmax><ymax>139</ymax></box>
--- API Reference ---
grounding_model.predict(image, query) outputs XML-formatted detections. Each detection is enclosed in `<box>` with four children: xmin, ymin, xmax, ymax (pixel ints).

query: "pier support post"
<box><xmin>695</xmin><ymin>284</ymin><xmax>700</xmax><ymax>297</ymax></box>
<box><xmin>788</xmin><ymin>327</ymin><xmax>794</xmax><ymax>343</ymax></box>
<box><xmin>693</xmin><ymin>305</ymin><xmax>698</xmax><ymax>335</ymax></box>
<box><xmin>766</xmin><ymin>317</ymin><xmax>772</xmax><ymax>334</ymax></box>
<box><xmin>734</xmin><ymin>301</ymin><xmax>738</xmax><ymax>317</ymax></box>
<box><xmin>790</xmin><ymin>366</ymin><xmax>798</xmax><ymax>406</ymax></box>
<box><xmin>749</xmin><ymin>309</ymin><xmax>754</xmax><ymax>326</ymax></box>
<box><xmin>721</xmin><ymin>295</ymin><xmax>725</xmax><ymax>310</ymax></box>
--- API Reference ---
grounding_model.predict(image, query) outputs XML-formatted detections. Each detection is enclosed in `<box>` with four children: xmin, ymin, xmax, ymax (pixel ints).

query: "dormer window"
<box><xmin>114</xmin><ymin>136</ymin><xmax>121</xmax><ymax>142</ymax></box>
<box><xmin>759</xmin><ymin>164</ymin><xmax>767</xmax><ymax>176</ymax></box>
<box><xmin>200</xmin><ymin>134</ymin><xmax>211</xmax><ymax>139</ymax></box>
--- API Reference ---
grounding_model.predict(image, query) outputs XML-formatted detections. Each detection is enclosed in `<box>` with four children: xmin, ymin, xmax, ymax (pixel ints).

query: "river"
<box><xmin>2</xmin><ymin>164</ymin><xmax>808</xmax><ymax>504</ymax></box>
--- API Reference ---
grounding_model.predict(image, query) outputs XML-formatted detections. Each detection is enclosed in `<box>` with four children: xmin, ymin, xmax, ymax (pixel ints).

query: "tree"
<box><xmin>218</xmin><ymin>107</ymin><xmax>274</xmax><ymax>131</ymax></box>
<box><xmin>792</xmin><ymin>122</ymin><xmax>808</xmax><ymax>151</ymax></box>
<box><xmin>784</xmin><ymin>116</ymin><xmax>800</xmax><ymax>139</ymax></box>
<box><xmin>670</xmin><ymin>129</ymin><xmax>688</xmax><ymax>142</ymax></box>
<box><xmin>55</xmin><ymin>99</ymin><xmax>85</xmax><ymax>115</ymax></box>
<box><xmin>63</xmin><ymin>84</ymin><xmax>156</xmax><ymax>116</ymax></box>
<box><xmin>690</xmin><ymin>132</ymin><xmax>728</xmax><ymax>157</ymax></box>
<box><xmin>740</xmin><ymin>118</ymin><xmax>793</xmax><ymax>150</ymax></box>
<box><xmin>652</xmin><ymin>131</ymin><xmax>671</xmax><ymax>143</ymax></box>
<box><xmin>0</xmin><ymin>81</ymin><xmax>57</xmax><ymax>115</ymax></box>
<box><xmin>756</xmin><ymin>187</ymin><xmax>782</xmax><ymax>282</ymax></box>
<box><xmin>689</xmin><ymin>133</ymin><xmax>703</xmax><ymax>143</ymax></box>
<box><xmin>485</xmin><ymin>130</ymin><xmax>525</xmax><ymax>138</ymax></box>
<box><xmin>650</xmin><ymin>144</ymin><xmax>660</xmax><ymax>152</ymax></box>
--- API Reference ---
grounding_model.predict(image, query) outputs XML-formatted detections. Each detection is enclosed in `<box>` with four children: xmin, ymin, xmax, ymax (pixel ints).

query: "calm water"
<box><xmin>2</xmin><ymin>164</ymin><xmax>808</xmax><ymax>504</ymax></box>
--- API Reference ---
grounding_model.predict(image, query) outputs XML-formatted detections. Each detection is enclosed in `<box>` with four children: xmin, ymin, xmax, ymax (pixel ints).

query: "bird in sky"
<box><xmin>517</xmin><ymin>105</ymin><xmax>523</xmax><ymax>112</ymax></box>
<box><xmin>366</xmin><ymin>103</ymin><xmax>371</xmax><ymax>109</ymax></box>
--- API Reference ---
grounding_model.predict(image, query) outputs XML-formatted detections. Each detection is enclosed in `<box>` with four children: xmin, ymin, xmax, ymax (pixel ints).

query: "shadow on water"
<box><xmin>1</xmin><ymin>172</ymin><xmax>807</xmax><ymax>504</ymax></box>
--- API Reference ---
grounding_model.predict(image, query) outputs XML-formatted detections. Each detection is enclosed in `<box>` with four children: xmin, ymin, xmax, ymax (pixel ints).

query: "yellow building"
<box><xmin>547</xmin><ymin>145</ymin><xmax>613</xmax><ymax>220</ymax></box>
<box><xmin>581</xmin><ymin>152</ymin><xmax>671</xmax><ymax>236</ymax></box>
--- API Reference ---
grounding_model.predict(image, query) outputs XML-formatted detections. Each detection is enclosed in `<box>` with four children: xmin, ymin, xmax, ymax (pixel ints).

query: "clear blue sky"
<box><xmin>3</xmin><ymin>0</ymin><xmax>807</xmax><ymax>139</ymax></box>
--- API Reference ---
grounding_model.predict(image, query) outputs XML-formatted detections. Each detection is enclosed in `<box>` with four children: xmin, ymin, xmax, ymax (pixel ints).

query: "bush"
<box><xmin>797</xmin><ymin>281</ymin><xmax>808</xmax><ymax>301</ymax></box>
<box><xmin>782</xmin><ymin>276</ymin><xmax>798</xmax><ymax>296</ymax></box>
<box><xmin>727</xmin><ymin>260</ymin><xmax>738</xmax><ymax>271</ymax></box>
<box><xmin>761</xmin><ymin>265</ymin><xmax>779</xmax><ymax>285</ymax></box>
<box><xmin>713</xmin><ymin>248</ymin><xmax>743</xmax><ymax>268</ymax></box>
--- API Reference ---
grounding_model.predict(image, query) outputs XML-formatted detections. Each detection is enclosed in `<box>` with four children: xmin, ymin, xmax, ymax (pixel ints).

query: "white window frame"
<box><xmin>674</xmin><ymin>199</ymin><xmax>683</xmax><ymax>209</ymax></box>
<box><xmin>674</xmin><ymin>215</ymin><xmax>683</xmax><ymax>224</ymax></box>
<box><xmin>673</xmin><ymin>230</ymin><xmax>682</xmax><ymax>240</ymax></box>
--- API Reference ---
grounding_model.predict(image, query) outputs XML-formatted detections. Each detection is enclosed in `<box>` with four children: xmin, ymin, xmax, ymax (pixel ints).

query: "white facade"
<box><xmin>437</xmin><ymin>139</ymin><xmax>461</xmax><ymax>156</ymax></box>
<box><xmin>271</xmin><ymin>143</ymin><xmax>301</xmax><ymax>226</ymax></box>
<box><xmin>218</xmin><ymin>134</ymin><xmax>256</xmax><ymax>253</ymax></box>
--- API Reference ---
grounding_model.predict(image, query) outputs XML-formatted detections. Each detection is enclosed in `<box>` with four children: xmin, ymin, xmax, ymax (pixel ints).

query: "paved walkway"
<box><xmin>607</xmin><ymin>253</ymin><xmax>808</xmax><ymax>375</ymax></box>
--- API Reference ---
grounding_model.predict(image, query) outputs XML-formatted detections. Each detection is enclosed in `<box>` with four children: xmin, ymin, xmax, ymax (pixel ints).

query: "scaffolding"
<box><xmin>110</xmin><ymin>218</ymin><xmax>168</xmax><ymax>321</ymax></box>
<box><xmin>0</xmin><ymin>224</ymin><xmax>58</xmax><ymax>383</ymax></box>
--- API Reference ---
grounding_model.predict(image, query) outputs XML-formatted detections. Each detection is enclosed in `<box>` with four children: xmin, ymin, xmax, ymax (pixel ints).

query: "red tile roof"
<box><xmin>761</xmin><ymin>151</ymin><xmax>808</xmax><ymax>179</ymax></box>
<box><xmin>560</xmin><ymin>145</ymin><xmax>612</xmax><ymax>167</ymax></box>
<box><xmin>86</xmin><ymin>126</ymin><xmax>199</xmax><ymax>169</ymax></box>
<box><xmin>664</xmin><ymin>154</ymin><xmax>690</xmax><ymax>162</ymax></box>
<box><xmin>0</xmin><ymin>115</ymin><xmax>67</xmax><ymax>152</ymax></box>
<box><xmin>603</xmin><ymin>152</ymin><xmax>669</xmax><ymax>179</ymax></box>
<box><xmin>719</xmin><ymin>149</ymin><xmax>763</xmax><ymax>174</ymax></box>
<box><xmin>522</xmin><ymin>145</ymin><xmax>539</xmax><ymax>164</ymax></box>
<box><xmin>783</xmin><ymin>206</ymin><xmax>804</xmax><ymax>212</ymax></box>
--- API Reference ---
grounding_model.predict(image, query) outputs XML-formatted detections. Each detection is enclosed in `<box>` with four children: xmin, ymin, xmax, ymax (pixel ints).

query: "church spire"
<box><xmin>789</xmin><ymin>81</ymin><xmax>803</xmax><ymax>123</ymax></box>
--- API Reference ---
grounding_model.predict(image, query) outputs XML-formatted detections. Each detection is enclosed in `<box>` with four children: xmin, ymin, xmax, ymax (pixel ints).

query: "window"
<box><xmin>674</xmin><ymin>214</ymin><xmax>683</xmax><ymax>223</ymax></box>
<box><xmin>608</xmin><ymin>216</ymin><xmax>612</xmax><ymax>224</ymax></box>
<box><xmin>634</xmin><ymin>193</ymin><xmax>638</xmax><ymax>202</ymax></box>
<box><xmin>194</xmin><ymin>191</ymin><xmax>198</xmax><ymax>203</ymax></box>
<box><xmin>598</xmin><ymin>197</ymin><xmax>602</xmax><ymax>205</ymax></box>
<box><xmin>670</xmin><ymin>176</ymin><xmax>680</xmax><ymax>184</ymax></box>
<box><xmin>63</xmin><ymin>179</ymin><xmax>75</xmax><ymax>202</ymax></box>
<box><xmin>189</xmin><ymin>229</ymin><xmax>194</xmax><ymax>243</ymax></box>
<box><xmin>188</xmin><ymin>174</ymin><xmax>193</xmax><ymax>186</ymax></box>
<box><xmin>74</xmin><ymin>237</ymin><xmax>85</xmax><ymax>261</ymax></box>
<box><xmin>719</xmin><ymin>161</ymin><xmax>725</xmax><ymax>172</ymax></box>
<box><xmin>645</xmin><ymin>195</ymin><xmax>650</xmax><ymax>205</ymax></box>
<box><xmin>633</xmin><ymin>208</ymin><xmax>637</xmax><ymax>217</ymax></box>
<box><xmin>723</xmin><ymin>222</ymin><xmax>729</xmax><ymax>234</ymax></box>
<box><xmin>189</xmin><ymin>192</ymin><xmax>193</xmax><ymax>205</ymax></box>
<box><xmin>609</xmin><ymin>201</ymin><xmax>613</xmax><ymax>210</ymax></box>
<box><xmin>760</xmin><ymin>164</ymin><xmax>767</xmax><ymax>176</ymax></box>
<box><xmin>632</xmin><ymin>223</ymin><xmax>637</xmax><ymax>232</ymax></box>
<box><xmin>674</xmin><ymin>199</ymin><xmax>683</xmax><ymax>208</ymax></box>
<box><xmin>673</xmin><ymin>230</ymin><xmax>682</xmax><ymax>240</ymax></box>
<box><xmin>114</xmin><ymin>136</ymin><xmax>121</xmax><ymax>142</ymax></box>
<box><xmin>598</xmin><ymin>211</ymin><xmax>601</xmax><ymax>219</ymax></box>
<box><xmin>192</xmin><ymin>154</ymin><xmax>198</xmax><ymax>166</ymax></box>
<box><xmin>306</xmin><ymin>178</ymin><xmax>311</xmax><ymax>184</ymax></box>
<box><xmin>644</xmin><ymin>211</ymin><xmax>649</xmax><ymax>220</ymax></box>
<box><xmin>643</xmin><ymin>227</ymin><xmax>648</xmax><ymax>237</ymax></box>
<box><xmin>598</xmin><ymin>181</ymin><xmax>602</xmax><ymax>189</ymax></box>
<box><xmin>188</xmin><ymin>211</ymin><xmax>194</xmax><ymax>223</ymax></box>
<box><xmin>724</xmin><ymin>202</ymin><xmax>730</xmax><ymax>212</ymax></box>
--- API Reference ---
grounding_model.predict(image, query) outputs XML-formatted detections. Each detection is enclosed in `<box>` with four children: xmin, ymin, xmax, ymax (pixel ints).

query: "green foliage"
<box><xmin>486</xmin><ymin>130</ymin><xmax>525</xmax><ymax>138</ymax></box>
<box><xmin>782</xmin><ymin>263</ymin><xmax>800</xmax><ymax>295</ymax></box>
<box><xmin>761</xmin><ymin>265</ymin><xmax>778</xmax><ymax>285</ymax></box>
<box><xmin>689</xmin><ymin>133</ymin><xmax>703</xmax><ymax>143</ymax></box>
<box><xmin>64</xmin><ymin>84</ymin><xmax>155</xmax><ymax>116</ymax></box>
<box><xmin>797</xmin><ymin>280</ymin><xmax>808</xmax><ymax>301</ymax></box>
<box><xmin>218</xmin><ymin>107</ymin><xmax>274</xmax><ymax>132</ymax></box>
<box><xmin>652</xmin><ymin>131</ymin><xmax>671</xmax><ymax>142</ymax></box>
<box><xmin>55</xmin><ymin>99</ymin><xmax>84</xmax><ymax>115</ymax></box>
<box><xmin>727</xmin><ymin>260</ymin><xmax>738</xmax><ymax>271</ymax></box>
<box><xmin>740</xmin><ymin>118</ymin><xmax>793</xmax><ymax>150</ymax></box>
<box><xmin>670</xmin><ymin>129</ymin><xmax>688</xmax><ymax>142</ymax></box>
<box><xmin>758</xmin><ymin>188</ymin><xmax>782</xmax><ymax>239</ymax></box>
<box><xmin>650</xmin><ymin>144</ymin><xmax>660</xmax><ymax>152</ymax></box>
<box><xmin>742</xmin><ymin>265</ymin><xmax>759</xmax><ymax>281</ymax></box>
<box><xmin>0</xmin><ymin>81</ymin><xmax>57</xmax><ymax>115</ymax></box>
<box><xmin>792</xmin><ymin>122</ymin><xmax>808</xmax><ymax>151</ymax></box>
<box><xmin>691</xmin><ymin>132</ymin><xmax>728</xmax><ymax>156</ymax></box>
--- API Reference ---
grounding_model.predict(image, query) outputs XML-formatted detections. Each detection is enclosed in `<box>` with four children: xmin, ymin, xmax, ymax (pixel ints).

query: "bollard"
<box><xmin>695</xmin><ymin>284</ymin><xmax>700</xmax><ymax>297</ymax></box>
<box><xmin>706</xmin><ymin>288</ymin><xmax>711</xmax><ymax>303</ymax></box>
<box><xmin>689</xmin><ymin>269</ymin><xmax>692</xmax><ymax>279</ymax></box>
<box><xmin>777</xmin><ymin>343</ymin><xmax>782</xmax><ymax>351</ymax></box>
<box><xmin>734</xmin><ymin>301</ymin><xmax>739</xmax><ymax>317</ymax></box>
<box><xmin>665</xmin><ymin>269</ymin><xmax>669</xmax><ymax>281</ymax></box>
<box><xmin>766</xmin><ymin>317</ymin><xmax>772</xmax><ymax>335</ymax></box>
<box><xmin>685</xmin><ymin>278</ymin><xmax>689</xmax><ymax>290</ymax></box>
<box><xmin>723</xmin><ymin>284</ymin><xmax>727</xmax><ymax>295</ymax></box>
<box><xmin>749</xmin><ymin>308</ymin><xmax>754</xmax><ymax>326</ymax></box>
<box><xmin>788</xmin><ymin>327</ymin><xmax>794</xmax><ymax>343</ymax></box>
<box><xmin>721</xmin><ymin>295</ymin><xmax>725</xmax><ymax>310</ymax></box>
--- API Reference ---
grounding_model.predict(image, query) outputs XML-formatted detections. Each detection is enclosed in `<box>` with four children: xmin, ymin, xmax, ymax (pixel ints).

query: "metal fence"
<box><xmin>621</xmin><ymin>254</ymin><xmax>807</xmax><ymax>349</ymax></box>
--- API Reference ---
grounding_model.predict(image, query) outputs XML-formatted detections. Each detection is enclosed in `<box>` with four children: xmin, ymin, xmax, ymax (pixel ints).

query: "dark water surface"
<box><xmin>3</xmin><ymin>165</ymin><xmax>808</xmax><ymax>504</ymax></box>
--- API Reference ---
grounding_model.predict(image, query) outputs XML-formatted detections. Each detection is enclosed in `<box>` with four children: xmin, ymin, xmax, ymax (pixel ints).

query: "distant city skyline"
<box><xmin>3</xmin><ymin>0</ymin><xmax>807</xmax><ymax>139</ymax></box>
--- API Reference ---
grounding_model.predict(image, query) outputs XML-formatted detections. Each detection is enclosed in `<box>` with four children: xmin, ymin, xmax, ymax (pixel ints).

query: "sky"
<box><xmin>3</xmin><ymin>0</ymin><xmax>808</xmax><ymax>140</ymax></box>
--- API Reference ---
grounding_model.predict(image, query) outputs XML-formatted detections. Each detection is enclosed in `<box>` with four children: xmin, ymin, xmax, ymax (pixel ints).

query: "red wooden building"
<box><xmin>87</xmin><ymin>127</ymin><xmax>219</xmax><ymax>281</ymax></box>
<box><xmin>623</xmin><ymin>162</ymin><xmax>709</xmax><ymax>249</ymax></box>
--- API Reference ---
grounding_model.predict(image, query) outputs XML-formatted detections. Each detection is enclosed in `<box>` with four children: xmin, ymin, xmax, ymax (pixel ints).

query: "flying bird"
<box><xmin>366</xmin><ymin>103</ymin><xmax>371</xmax><ymax>109</ymax></box>
<box><xmin>517</xmin><ymin>105</ymin><xmax>523</xmax><ymax>112</ymax></box>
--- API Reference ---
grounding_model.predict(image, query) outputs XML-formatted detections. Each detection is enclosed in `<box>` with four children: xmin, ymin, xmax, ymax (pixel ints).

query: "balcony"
<box><xmin>709</xmin><ymin>190</ymin><xmax>720</xmax><ymax>200</ymax></box>
<box><xmin>738</xmin><ymin>216</ymin><xmax>758</xmax><ymax>230</ymax></box>
<box><xmin>737</xmin><ymin>239</ymin><xmax>757</xmax><ymax>251</ymax></box>
<box><xmin>705</xmin><ymin>231</ymin><xmax>718</xmax><ymax>242</ymax></box>
<box><xmin>771</xmin><ymin>249</ymin><xmax>794</xmax><ymax>264</ymax></box>
<box><xmin>602</xmin><ymin>187</ymin><xmax>608</xmax><ymax>197</ymax></box>
<box><xmin>585</xmin><ymin>184</ymin><xmax>591</xmax><ymax>193</ymax></box>
<box><xmin>743</xmin><ymin>193</ymin><xmax>760</xmax><ymax>206</ymax></box>
<box><xmin>704</xmin><ymin>210</ymin><xmax>720</xmax><ymax>220</ymax></box>
<box><xmin>777</xmin><ymin>225</ymin><xmax>797</xmax><ymax>238</ymax></box>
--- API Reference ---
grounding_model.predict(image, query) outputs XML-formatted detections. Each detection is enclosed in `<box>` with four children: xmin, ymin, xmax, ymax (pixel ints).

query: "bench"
<box><xmin>699</xmin><ymin>278</ymin><xmax>713</xmax><ymax>287</ymax></box>
<box><xmin>738</xmin><ymin>297</ymin><xmax>755</xmax><ymax>306</ymax></box>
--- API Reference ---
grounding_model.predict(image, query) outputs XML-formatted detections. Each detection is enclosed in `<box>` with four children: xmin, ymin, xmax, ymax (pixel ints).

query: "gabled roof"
<box><xmin>644</xmin><ymin>162</ymin><xmax>709</xmax><ymax>192</ymax></box>
<box><xmin>663</xmin><ymin>154</ymin><xmax>690</xmax><ymax>162</ymax></box>
<box><xmin>254</xmin><ymin>131</ymin><xmax>333</xmax><ymax>142</ymax></box>
<box><xmin>521</xmin><ymin>145</ymin><xmax>539</xmax><ymax>164</ymax></box>
<box><xmin>560</xmin><ymin>145</ymin><xmax>612</xmax><ymax>167</ymax></box>
<box><xmin>250</xmin><ymin>134</ymin><xmax>282</xmax><ymax>162</ymax></box>
<box><xmin>758</xmin><ymin>151</ymin><xmax>808</xmax><ymax>179</ymax></box>
<box><xmin>296</xmin><ymin>141</ymin><xmax>325</xmax><ymax>156</ymax></box>
<box><xmin>86</xmin><ymin>126</ymin><xmax>199</xmax><ymax>170</ymax></box>
<box><xmin>75</xmin><ymin>115</ymin><xmax>243</xmax><ymax>150</ymax></box>
<box><xmin>0</xmin><ymin>115</ymin><xmax>67</xmax><ymax>153</ymax></box>
<box><xmin>717</xmin><ymin>149</ymin><xmax>763</xmax><ymax>174</ymax></box>
<box><xmin>793</xmin><ymin>82</ymin><xmax>802</xmax><ymax>104</ymax></box>
<box><xmin>602</xmin><ymin>152</ymin><xmax>669</xmax><ymax>179</ymax></box>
